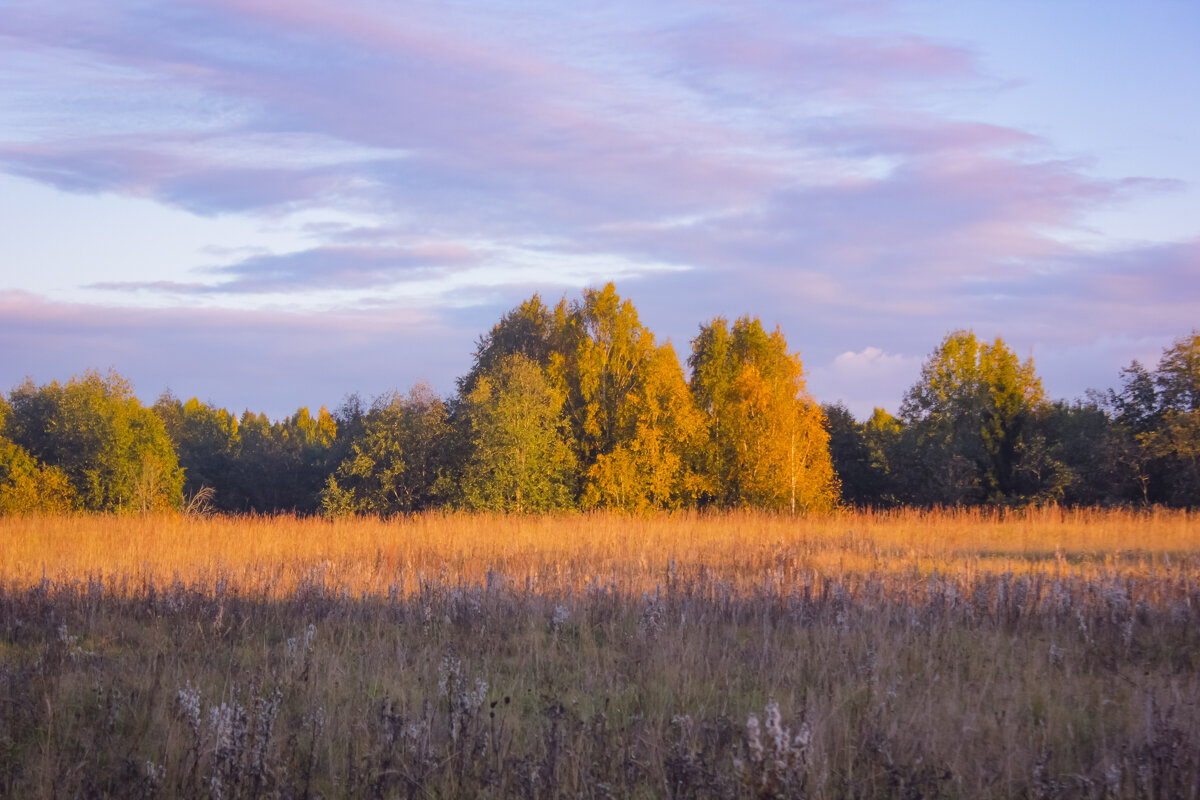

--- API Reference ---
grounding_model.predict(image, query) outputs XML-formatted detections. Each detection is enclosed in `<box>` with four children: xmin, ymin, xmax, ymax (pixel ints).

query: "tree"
<box><xmin>1155</xmin><ymin>331</ymin><xmax>1200</xmax><ymax>412</ymax></box>
<box><xmin>1103</xmin><ymin>333</ymin><xmax>1200</xmax><ymax>506</ymax></box>
<box><xmin>823</xmin><ymin>403</ymin><xmax>907</xmax><ymax>507</ymax></box>
<box><xmin>582</xmin><ymin>340</ymin><xmax>706</xmax><ymax>510</ymax></box>
<box><xmin>459</xmin><ymin>294</ymin><xmax>561</xmax><ymax>395</ymax></box>
<box><xmin>689</xmin><ymin>316</ymin><xmax>838</xmax><ymax>512</ymax></box>
<box><xmin>454</xmin><ymin>353</ymin><xmax>576</xmax><ymax>512</ymax></box>
<box><xmin>900</xmin><ymin>331</ymin><xmax>1046</xmax><ymax>505</ymax></box>
<box><xmin>551</xmin><ymin>284</ymin><xmax>705</xmax><ymax>510</ymax></box>
<box><xmin>0</xmin><ymin>398</ymin><xmax>76</xmax><ymax>514</ymax></box>
<box><xmin>322</xmin><ymin>385</ymin><xmax>449</xmax><ymax>515</ymax></box>
<box><xmin>154</xmin><ymin>394</ymin><xmax>244</xmax><ymax>510</ymax></box>
<box><xmin>6</xmin><ymin>370</ymin><xmax>182</xmax><ymax>512</ymax></box>
<box><xmin>468</xmin><ymin>284</ymin><xmax>704</xmax><ymax>511</ymax></box>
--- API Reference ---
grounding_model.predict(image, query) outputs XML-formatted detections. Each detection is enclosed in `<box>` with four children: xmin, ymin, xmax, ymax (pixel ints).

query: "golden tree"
<box><xmin>689</xmin><ymin>316</ymin><xmax>838</xmax><ymax>512</ymax></box>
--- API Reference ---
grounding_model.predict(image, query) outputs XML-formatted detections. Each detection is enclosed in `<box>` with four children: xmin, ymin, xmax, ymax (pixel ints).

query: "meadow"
<box><xmin>1</xmin><ymin>509</ymin><xmax>1198</xmax><ymax>798</ymax></box>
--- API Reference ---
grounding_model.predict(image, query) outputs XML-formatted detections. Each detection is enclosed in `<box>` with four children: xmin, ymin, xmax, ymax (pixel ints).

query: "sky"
<box><xmin>2</xmin><ymin>0</ymin><xmax>1197</xmax><ymax>420</ymax></box>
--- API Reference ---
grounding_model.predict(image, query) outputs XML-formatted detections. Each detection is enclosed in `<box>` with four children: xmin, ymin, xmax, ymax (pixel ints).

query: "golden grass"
<box><xmin>2</xmin><ymin>507</ymin><xmax>1196</xmax><ymax>598</ymax></box>
<box><xmin>3</xmin><ymin>508</ymin><xmax>1199</xmax><ymax>797</ymax></box>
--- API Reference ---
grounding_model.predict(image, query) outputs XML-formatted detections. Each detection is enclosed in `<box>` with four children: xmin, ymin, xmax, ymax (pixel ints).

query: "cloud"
<box><xmin>1</xmin><ymin>0</ymin><xmax>1194</xmax><ymax>418</ymax></box>
<box><xmin>0</xmin><ymin>291</ymin><xmax>483</xmax><ymax>418</ymax></box>
<box><xmin>87</xmin><ymin>242</ymin><xmax>480</xmax><ymax>295</ymax></box>
<box><xmin>807</xmin><ymin>347</ymin><xmax>922</xmax><ymax>419</ymax></box>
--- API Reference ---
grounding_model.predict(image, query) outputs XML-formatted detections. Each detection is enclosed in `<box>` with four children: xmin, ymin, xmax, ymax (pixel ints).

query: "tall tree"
<box><xmin>6</xmin><ymin>370</ymin><xmax>182</xmax><ymax>512</ymax></box>
<box><xmin>454</xmin><ymin>353</ymin><xmax>576</xmax><ymax>512</ymax></box>
<box><xmin>582</xmin><ymin>340</ymin><xmax>706</xmax><ymax>510</ymax></box>
<box><xmin>689</xmin><ymin>316</ymin><xmax>838</xmax><ymax>512</ymax></box>
<box><xmin>322</xmin><ymin>385</ymin><xmax>449</xmax><ymax>515</ymax></box>
<box><xmin>1132</xmin><ymin>332</ymin><xmax>1200</xmax><ymax>505</ymax></box>
<box><xmin>900</xmin><ymin>331</ymin><xmax>1045</xmax><ymax>504</ymax></box>
<box><xmin>551</xmin><ymin>284</ymin><xmax>704</xmax><ymax>510</ymax></box>
<box><xmin>154</xmin><ymin>394</ymin><xmax>244</xmax><ymax>510</ymax></box>
<box><xmin>467</xmin><ymin>284</ymin><xmax>703</xmax><ymax>510</ymax></box>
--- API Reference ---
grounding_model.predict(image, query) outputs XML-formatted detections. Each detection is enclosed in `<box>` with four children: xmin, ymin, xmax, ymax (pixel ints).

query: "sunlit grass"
<box><xmin>2</xmin><ymin>507</ymin><xmax>1195</xmax><ymax>598</ymax></box>
<box><xmin>1</xmin><ymin>509</ymin><xmax>1198</xmax><ymax>798</ymax></box>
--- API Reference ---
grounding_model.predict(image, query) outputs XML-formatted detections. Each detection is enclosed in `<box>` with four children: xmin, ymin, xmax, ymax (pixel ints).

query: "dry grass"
<box><xmin>1</xmin><ymin>507</ymin><xmax>1194</xmax><ymax>598</ymax></box>
<box><xmin>1</xmin><ymin>509</ymin><xmax>1198</xmax><ymax>798</ymax></box>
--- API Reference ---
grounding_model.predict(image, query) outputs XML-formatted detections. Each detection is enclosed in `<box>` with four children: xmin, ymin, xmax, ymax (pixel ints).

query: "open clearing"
<box><xmin>1</xmin><ymin>509</ymin><xmax>1198</xmax><ymax>798</ymax></box>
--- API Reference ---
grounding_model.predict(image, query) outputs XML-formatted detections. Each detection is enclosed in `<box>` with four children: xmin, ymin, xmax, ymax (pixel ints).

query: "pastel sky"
<box><xmin>2</xmin><ymin>0</ymin><xmax>1197</xmax><ymax>420</ymax></box>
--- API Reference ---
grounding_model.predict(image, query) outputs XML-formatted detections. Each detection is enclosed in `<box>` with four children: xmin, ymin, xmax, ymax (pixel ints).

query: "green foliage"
<box><xmin>689</xmin><ymin>316</ymin><xmax>838</xmax><ymax>512</ymax></box>
<box><xmin>824</xmin><ymin>403</ymin><xmax>907</xmax><ymax>507</ymax></box>
<box><xmin>901</xmin><ymin>330</ymin><xmax>1045</xmax><ymax>505</ymax></box>
<box><xmin>154</xmin><ymin>394</ymin><xmax>244</xmax><ymax>510</ymax></box>
<box><xmin>454</xmin><ymin>353</ymin><xmax>576</xmax><ymax>512</ymax></box>
<box><xmin>1103</xmin><ymin>332</ymin><xmax>1200</xmax><ymax>506</ymax></box>
<box><xmin>0</xmin><ymin>396</ymin><xmax>75</xmax><ymax>514</ymax></box>
<box><xmin>322</xmin><ymin>385</ymin><xmax>449</xmax><ymax>515</ymax></box>
<box><xmin>229</xmin><ymin>406</ymin><xmax>338</xmax><ymax>513</ymax></box>
<box><xmin>6</xmin><ymin>370</ymin><xmax>182</xmax><ymax>512</ymax></box>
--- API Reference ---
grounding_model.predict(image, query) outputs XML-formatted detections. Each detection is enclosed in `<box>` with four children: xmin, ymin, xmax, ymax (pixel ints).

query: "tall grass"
<box><xmin>1</xmin><ymin>509</ymin><xmax>1198</xmax><ymax>798</ymax></box>
<box><xmin>1</xmin><ymin>508</ymin><xmax>1194</xmax><ymax>598</ymax></box>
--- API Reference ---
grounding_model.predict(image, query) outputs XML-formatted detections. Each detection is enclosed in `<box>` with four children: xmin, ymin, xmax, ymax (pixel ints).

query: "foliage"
<box><xmin>454</xmin><ymin>353</ymin><xmax>576</xmax><ymax>512</ymax></box>
<box><xmin>458</xmin><ymin>294</ymin><xmax>561</xmax><ymax>395</ymax></box>
<box><xmin>5</xmin><ymin>293</ymin><xmax>1199</xmax><ymax>512</ymax></box>
<box><xmin>5</xmin><ymin>370</ymin><xmax>182</xmax><ymax>512</ymax></box>
<box><xmin>1</xmin><ymin>396</ymin><xmax>75</xmax><ymax>513</ymax></box>
<box><xmin>824</xmin><ymin>403</ymin><xmax>907</xmax><ymax>507</ymax></box>
<box><xmin>154</xmin><ymin>394</ymin><xmax>244</xmax><ymax>510</ymax></box>
<box><xmin>690</xmin><ymin>316</ymin><xmax>838</xmax><ymax>511</ymax></box>
<box><xmin>322</xmin><ymin>385</ymin><xmax>449</xmax><ymax>515</ymax></box>
<box><xmin>1103</xmin><ymin>332</ymin><xmax>1200</xmax><ymax>506</ymax></box>
<box><xmin>464</xmin><ymin>284</ymin><xmax>705</xmax><ymax>511</ymax></box>
<box><xmin>901</xmin><ymin>330</ymin><xmax>1045</xmax><ymax>504</ymax></box>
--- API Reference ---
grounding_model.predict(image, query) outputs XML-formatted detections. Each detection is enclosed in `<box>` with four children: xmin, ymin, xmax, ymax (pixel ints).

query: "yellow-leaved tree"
<box><xmin>551</xmin><ymin>284</ymin><xmax>705</xmax><ymax>511</ymax></box>
<box><xmin>689</xmin><ymin>316</ymin><xmax>838</xmax><ymax>512</ymax></box>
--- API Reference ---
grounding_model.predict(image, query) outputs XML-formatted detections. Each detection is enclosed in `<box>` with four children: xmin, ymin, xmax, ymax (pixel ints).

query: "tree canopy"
<box><xmin>6</xmin><ymin>370</ymin><xmax>182</xmax><ymax>512</ymax></box>
<box><xmin>3</xmin><ymin>302</ymin><xmax>1199</xmax><ymax>516</ymax></box>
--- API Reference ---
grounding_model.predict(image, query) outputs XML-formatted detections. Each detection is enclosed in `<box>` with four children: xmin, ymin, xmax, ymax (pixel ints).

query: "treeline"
<box><xmin>1</xmin><ymin>285</ymin><xmax>1196</xmax><ymax>514</ymax></box>
<box><xmin>0</xmin><ymin>285</ymin><xmax>838</xmax><ymax>515</ymax></box>
<box><xmin>826</xmin><ymin>329</ymin><xmax>1200</xmax><ymax>507</ymax></box>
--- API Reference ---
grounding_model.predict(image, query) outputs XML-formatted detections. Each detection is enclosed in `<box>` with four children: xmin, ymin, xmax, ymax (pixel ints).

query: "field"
<box><xmin>1</xmin><ymin>509</ymin><xmax>1198</xmax><ymax>798</ymax></box>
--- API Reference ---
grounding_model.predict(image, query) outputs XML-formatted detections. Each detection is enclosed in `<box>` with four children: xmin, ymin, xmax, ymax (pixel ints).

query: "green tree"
<box><xmin>6</xmin><ymin>370</ymin><xmax>182</xmax><ymax>512</ymax></box>
<box><xmin>0</xmin><ymin>397</ymin><xmax>76</xmax><ymax>514</ymax></box>
<box><xmin>322</xmin><ymin>385</ymin><xmax>449</xmax><ymax>515</ymax></box>
<box><xmin>459</xmin><ymin>295</ymin><xmax>561</xmax><ymax>395</ymax></box>
<box><xmin>901</xmin><ymin>331</ymin><xmax>1045</xmax><ymax>505</ymax></box>
<box><xmin>154</xmin><ymin>394</ymin><xmax>244</xmax><ymax>510</ymax></box>
<box><xmin>689</xmin><ymin>316</ymin><xmax>838</xmax><ymax>512</ymax></box>
<box><xmin>1137</xmin><ymin>332</ymin><xmax>1200</xmax><ymax>505</ymax></box>
<box><xmin>230</xmin><ymin>406</ymin><xmax>338</xmax><ymax>513</ymax></box>
<box><xmin>823</xmin><ymin>404</ymin><xmax>907</xmax><ymax>507</ymax></box>
<box><xmin>454</xmin><ymin>353</ymin><xmax>575</xmax><ymax>512</ymax></box>
<box><xmin>1103</xmin><ymin>333</ymin><xmax>1200</xmax><ymax>506</ymax></box>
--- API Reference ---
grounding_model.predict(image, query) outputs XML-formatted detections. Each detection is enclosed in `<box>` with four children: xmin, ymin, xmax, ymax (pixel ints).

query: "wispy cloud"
<box><xmin>1</xmin><ymin>0</ymin><xmax>1194</xmax><ymax>415</ymax></box>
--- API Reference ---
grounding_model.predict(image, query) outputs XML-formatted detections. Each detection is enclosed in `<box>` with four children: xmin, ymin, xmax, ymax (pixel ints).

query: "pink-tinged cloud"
<box><xmin>87</xmin><ymin>242</ymin><xmax>482</xmax><ymax>294</ymax></box>
<box><xmin>0</xmin><ymin>291</ymin><xmax>481</xmax><ymax>418</ymax></box>
<box><xmin>2</xmin><ymin>1</ymin><xmax>1194</xmax><ymax>418</ymax></box>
